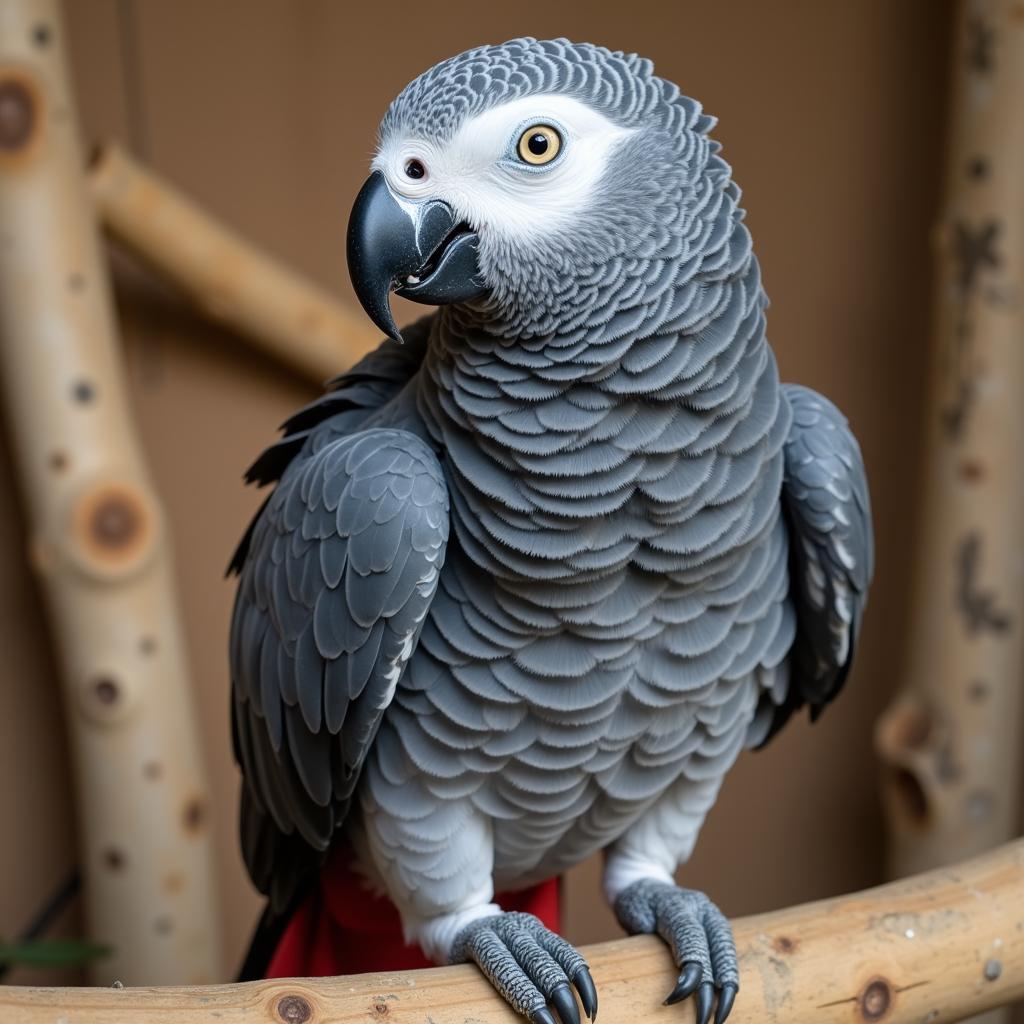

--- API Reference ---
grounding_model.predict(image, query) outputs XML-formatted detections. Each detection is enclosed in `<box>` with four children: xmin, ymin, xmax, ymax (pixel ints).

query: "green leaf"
<box><xmin>0</xmin><ymin>938</ymin><xmax>113</xmax><ymax>967</ymax></box>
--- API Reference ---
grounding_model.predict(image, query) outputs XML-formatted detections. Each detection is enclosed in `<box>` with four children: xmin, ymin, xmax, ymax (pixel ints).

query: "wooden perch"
<box><xmin>3</xmin><ymin>838</ymin><xmax>1023</xmax><ymax>1023</ymax></box>
<box><xmin>875</xmin><ymin>0</ymin><xmax>1024</xmax><ymax>883</ymax></box>
<box><xmin>0</xmin><ymin>0</ymin><xmax>221</xmax><ymax>984</ymax></box>
<box><xmin>88</xmin><ymin>142</ymin><xmax>380</xmax><ymax>382</ymax></box>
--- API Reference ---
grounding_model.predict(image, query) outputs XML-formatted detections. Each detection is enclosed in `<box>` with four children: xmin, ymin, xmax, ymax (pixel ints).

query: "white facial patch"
<box><xmin>373</xmin><ymin>95</ymin><xmax>636</xmax><ymax>244</ymax></box>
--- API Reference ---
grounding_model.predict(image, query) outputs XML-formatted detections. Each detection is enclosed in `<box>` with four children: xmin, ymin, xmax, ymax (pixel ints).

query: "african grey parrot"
<box><xmin>229</xmin><ymin>37</ymin><xmax>873</xmax><ymax>1024</ymax></box>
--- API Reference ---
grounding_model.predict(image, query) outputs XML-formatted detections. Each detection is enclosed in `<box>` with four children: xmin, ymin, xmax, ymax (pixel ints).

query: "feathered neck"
<box><xmin>411</xmin><ymin>211</ymin><xmax>783</xmax><ymax>588</ymax></box>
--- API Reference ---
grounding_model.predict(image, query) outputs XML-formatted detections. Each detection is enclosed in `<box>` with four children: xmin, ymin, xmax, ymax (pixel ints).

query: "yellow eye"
<box><xmin>517</xmin><ymin>124</ymin><xmax>562</xmax><ymax>165</ymax></box>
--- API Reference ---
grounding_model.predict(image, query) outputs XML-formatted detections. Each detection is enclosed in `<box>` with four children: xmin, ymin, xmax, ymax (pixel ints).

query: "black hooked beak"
<box><xmin>346</xmin><ymin>170</ymin><xmax>486</xmax><ymax>341</ymax></box>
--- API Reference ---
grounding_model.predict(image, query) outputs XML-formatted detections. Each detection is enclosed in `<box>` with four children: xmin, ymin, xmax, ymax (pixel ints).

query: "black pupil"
<box><xmin>405</xmin><ymin>159</ymin><xmax>425</xmax><ymax>179</ymax></box>
<box><xmin>527</xmin><ymin>133</ymin><xmax>549</xmax><ymax>156</ymax></box>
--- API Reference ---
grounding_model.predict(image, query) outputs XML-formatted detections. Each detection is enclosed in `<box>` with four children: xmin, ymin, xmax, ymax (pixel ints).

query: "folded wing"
<box><xmin>230</xmin><ymin>427</ymin><xmax>449</xmax><ymax>911</ymax></box>
<box><xmin>753</xmin><ymin>383</ymin><xmax>873</xmax><ymax>746</ymax></box>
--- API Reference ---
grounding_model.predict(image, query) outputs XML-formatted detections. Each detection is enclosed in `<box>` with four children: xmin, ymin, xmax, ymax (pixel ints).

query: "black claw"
<box><xmin>664</xmin><ymin>961</ymin><xmax>703</xmax><ymax>1005</ymax></box>
<box><xmin>550</xmin><ymin>983</ymin><xmax>580</xmax><ymax>1024</ymax></box>
<box><xmin>573</xmin><ymin>966</ymin><xmax>598</xmax><ymax>1021</ymax></box>
<box><xmin>531</xmin><ymin>1008</ymin><xmax>558</xmax><ymax>1024</ymax></box>
<box><xmin>714</xmin><ymin>983</ymin><xmax>738</xmax><ymax>1024</ymax></box>
<box><xmin>695</xmin><ymin>982</ymin><xmax>714</xmax><ymax>1024</ymax></box>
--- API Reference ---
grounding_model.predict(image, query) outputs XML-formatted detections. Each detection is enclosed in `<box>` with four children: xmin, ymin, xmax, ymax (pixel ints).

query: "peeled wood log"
<box><xmin>2</xmin><ymin>839</ymin><xmax>1023</xmax><ymax>1023</ymax></box>
<box><xmin>875</xmin><ymin>0</ymin><xmax>1024</xmax><ymax>880</ymax></box>
<box><xmin>0</xmin><ymin>0</ymin><xmax>221</xmax><ymax>984</ymax></box>
<box><xmin>88</xmin><ymin>142</ymin><xmax>379</xmax><ymax>382</ymax></box>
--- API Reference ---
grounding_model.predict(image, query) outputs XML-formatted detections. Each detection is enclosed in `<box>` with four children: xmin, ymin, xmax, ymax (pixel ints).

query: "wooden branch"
<box><xmin>88</xmin><ymin>142</ymin><xmax>380</xmax><ymax>382</ymax></box>
<box><xmin>875</xmin><ymin>0</ymin><xmax>1024</xmax><ymax>885</ymax></box>
<box><xmin>3</xmin><ymin>839</ymin><xmax>1023</xmax><ymax>1023</ymax></box>
<box><xmin>0</xmin><ymin>0</ymin><xmax>221</xmax><ymax>984</ymax></box>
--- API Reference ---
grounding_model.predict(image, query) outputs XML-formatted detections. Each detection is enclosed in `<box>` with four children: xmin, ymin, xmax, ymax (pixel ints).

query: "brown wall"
<box><xmin>0</xmin><ymin>0</ymin><xmax>970</xmax><ymax>991</ymax></box>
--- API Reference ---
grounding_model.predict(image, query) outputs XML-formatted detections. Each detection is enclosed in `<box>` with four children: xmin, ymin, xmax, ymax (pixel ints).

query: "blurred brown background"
<box><xmin>0</xmin><ymin>0</ymin><xmax>968</xmax><ymax>988</ymax></box>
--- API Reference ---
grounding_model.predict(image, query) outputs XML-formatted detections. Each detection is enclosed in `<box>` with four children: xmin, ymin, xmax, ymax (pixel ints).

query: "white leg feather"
<box><xmin>602</xmin><ymin>774</ymin><xmax>723</xmax><ymax>903</ymax></box>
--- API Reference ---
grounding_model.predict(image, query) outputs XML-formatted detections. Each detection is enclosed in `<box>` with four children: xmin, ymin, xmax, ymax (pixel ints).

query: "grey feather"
<box><xmin>751</xmin><ymin>385</ymin><xmax>873</xmax><ymax>746</ymax></box>
<box><xmin>230</xmin><ymin>421</ymin><xmax>449</xmax><ymax>906</ymax></box>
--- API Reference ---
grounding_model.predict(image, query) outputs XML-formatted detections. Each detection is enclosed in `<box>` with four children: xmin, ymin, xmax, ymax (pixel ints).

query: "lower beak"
<box><xmin>346</xmin><ymin>171</ymin><xmax>486</xmax><ymax>341</ymax></box>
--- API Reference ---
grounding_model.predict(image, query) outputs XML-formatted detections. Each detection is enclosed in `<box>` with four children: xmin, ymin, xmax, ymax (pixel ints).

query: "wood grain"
<box><xmin>875</xmin><ymin>0</ymin><xmax>1024</xmax><ymax>898</ymax></box>
<box><xmin>89</xmin><ymin>142</ymin><xmax>380</xmax><ymax>383</ymax></box>
<box><xmin>0</xmin><ymin>0</ymin><xmax>221</xmax><ymax>985</ymax></box>
<box><xmin>2</xmin><ymin>839</ymin><xmax>1022</xmax><ymax>1023</ymax></box>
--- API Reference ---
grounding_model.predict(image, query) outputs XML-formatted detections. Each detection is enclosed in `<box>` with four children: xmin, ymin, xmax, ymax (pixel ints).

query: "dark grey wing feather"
<box><xmin>755</xmin><ymin>384</ymin><xmax>873</xmax><ymax>746</ymax></box>
<box><xmin>228</xmin><ymin>315</ymin><xmax>435</xmax><ymax>573</ymax></box>
<box><xmin>230</xmin><ymin>426</ymin><xmax>448</xmax><ymax>912</ymax></box>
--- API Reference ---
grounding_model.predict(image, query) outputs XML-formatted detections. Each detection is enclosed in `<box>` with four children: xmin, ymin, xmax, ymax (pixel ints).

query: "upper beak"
<box><xmin>346</xmin><ymin>171</ymin><xmax>486</xmax><ymax>341</ymax></box>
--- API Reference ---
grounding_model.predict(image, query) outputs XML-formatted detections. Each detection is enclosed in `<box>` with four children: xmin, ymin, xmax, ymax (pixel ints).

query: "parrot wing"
<box><xmin>753</xmin><ymin>383</ymin><xmax>874</xmax><ymax>746</ymax></box>
<box><xmin>230</xmin><ymin>425</ymin><xmax>449</xmax><ymax>913</ymax></box>
<box><xmin>228</xmin><ymin>314</ymin><xmax>435</xmax><ymax>574</ymax></box>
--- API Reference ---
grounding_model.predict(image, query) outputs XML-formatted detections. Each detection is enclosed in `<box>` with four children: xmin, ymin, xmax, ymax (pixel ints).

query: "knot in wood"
<box><xmin>70</xmin><ymin>482</ymin><xmax>158</xmax><ymax>579</ymax></box>
<box><xmin>276</xmin><ymin>993</ymin><xmax>313</xmax><ymax>1023</ymax></box>
<box><xmin>93</xmin><ymin>676</ymin><xmax>119</xmax><ymax>705</ymax></box>
<box><xmin>182</xmin><ymin>796</ymin><xmax>207</xmax><ymax>836</ymax></box>
<box><xmin>78</xmin><ymin>672</ymin><xmax>136</xmax><ymax>726</ymax></box>
<box><xmin>101</xmin><ymin>846</ymin><xmax>126</xmax><ymax>871</ymax></box>
<box><xmin>889</xmin><ymin>768</ymin><xmax>930</xmax><ymax>825</ymax></box>
<box><xmin>895</xmin><ymin>706</ymin><xmax>933</xmax><ymax>749</ymax></box>
<box><xmin>0</xmin><ymin>77</ymin><xmax>35</xmax><ymax>152</ymax></box>
<box><xmin>90</xmin><ymin>493</ymin><xmax>141</xmax><ymax>550</ymax></box>
<box><xmin>72</xmin><ymin>378</ymin><xmax>96</xmax><ymax>403</ymax></box>
<box><xmin>860</xmin><ymin>979</ymin><xmax>892</xmax><ymax>1021</ymax></box>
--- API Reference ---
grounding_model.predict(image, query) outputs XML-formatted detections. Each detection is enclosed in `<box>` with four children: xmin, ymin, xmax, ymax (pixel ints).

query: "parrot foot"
<box><xmin>614</xmin><ymin>880</ymin><xmax>738</xmax><ymax>1024</ymax></box>
<box><xmin>450</xmin><ymin>911</ymin><xmax>598</xmax><ymax>1024</ymax></box>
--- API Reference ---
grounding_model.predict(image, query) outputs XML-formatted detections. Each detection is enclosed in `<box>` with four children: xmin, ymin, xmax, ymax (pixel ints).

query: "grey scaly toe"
<box><xmin>450</xmin><ymin>912</ymin><xmax>598</xmax><ymax>1024</ymax></box>
<box><xmin>614</xmin><ymin>880</ymin><xmax>738</xmax><ymax>1024</ymax></box>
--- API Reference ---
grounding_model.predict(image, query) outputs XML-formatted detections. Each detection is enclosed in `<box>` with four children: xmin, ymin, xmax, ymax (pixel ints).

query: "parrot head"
<box><xmin>348</xmin><ymin>37</ymin><xmax>725</xmax><ymax>342</ymax></box>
